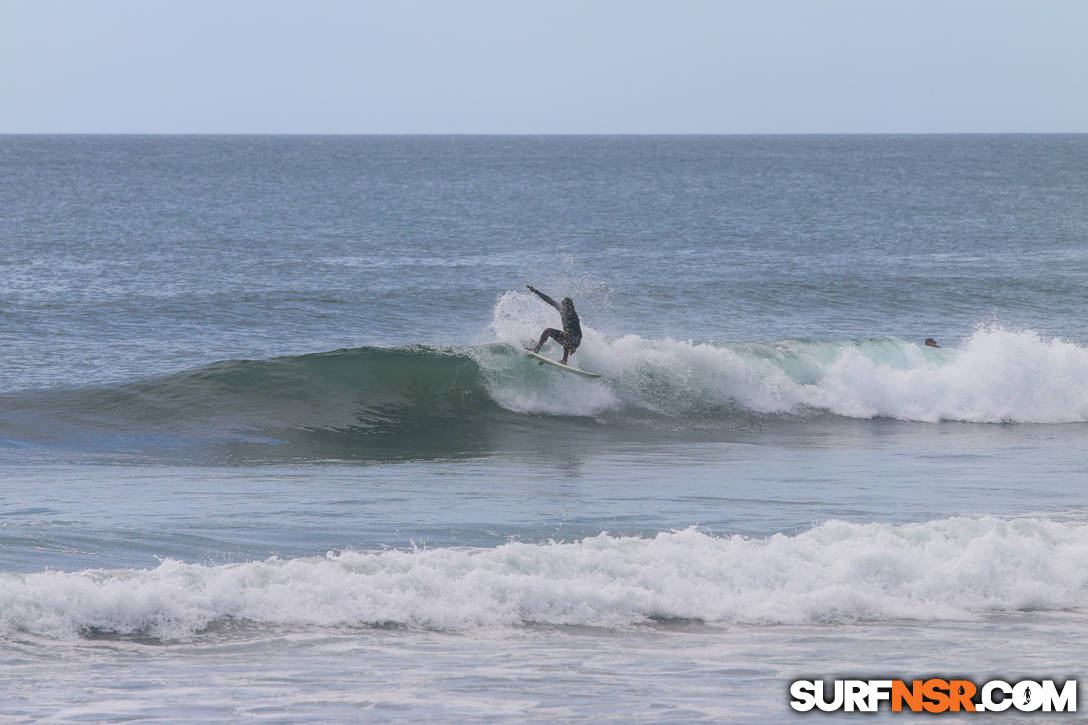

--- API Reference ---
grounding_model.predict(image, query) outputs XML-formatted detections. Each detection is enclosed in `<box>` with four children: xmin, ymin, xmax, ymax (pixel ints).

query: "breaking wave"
<box><xmin>2</xmin><ymin>289</ymin><xmax>1088</xmax><ymax>460</ymax></box>
<box><xmin>3</xmin><ymin>517</ymin><xmax>1087</xmax><ymax>640</ymax></box>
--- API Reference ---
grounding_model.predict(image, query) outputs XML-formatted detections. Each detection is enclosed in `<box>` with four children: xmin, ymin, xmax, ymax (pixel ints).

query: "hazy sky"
<box><xmin>2</xmin><ymin>0</ymin><xmax>1086</xmax><ymax>134</ymax></box>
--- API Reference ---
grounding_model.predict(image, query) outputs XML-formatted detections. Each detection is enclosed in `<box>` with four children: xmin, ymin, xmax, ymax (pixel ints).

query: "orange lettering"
<box><xmin>922</xmin><ymin>679</ymin><xmax>951</xmax><ymax>713</ymax></box>
<box><xmin>948</xmin><ymin>680</ymin><xmax>977</xmax><ymax>712</ymax></box>
<box><xmin>892</xmin><ymin>680</ymin><xmax>924</xmax><ymax>712</ymax></box>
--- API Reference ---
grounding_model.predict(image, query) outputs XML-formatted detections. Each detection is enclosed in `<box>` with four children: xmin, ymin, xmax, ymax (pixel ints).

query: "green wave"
<box><xmin>0</xmin><ymin>346</ymin><xmax>536</xmax><ymax>461</ymax></box>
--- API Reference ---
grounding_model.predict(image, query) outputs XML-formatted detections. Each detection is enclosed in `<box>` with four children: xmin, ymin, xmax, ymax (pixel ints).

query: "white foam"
<box><xmin>4</xmin><ymin>517</ymin><xmax>1087</xmax><ymax>639</ymax></box>
<box><xmin>485</xmin><ymin>291</ymin><xmax>1088</xmax><ymax>423</ymax></box>
<box><xmin>482</xmin><ymin>290</ymin><xmax>620</xmax><ymax>415</ymax></box>
<box><xmin>796</xmin><ymin>328</ymin><xmax>1088</xmax><ymax>423</ymax></box>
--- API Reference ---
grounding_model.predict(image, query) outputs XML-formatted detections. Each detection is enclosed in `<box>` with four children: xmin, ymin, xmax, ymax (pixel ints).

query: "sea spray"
<box><xmin>4</xmin><ymin>319</ymin><xmax>1088</xmax><ymax>460</ymax></box>
<box><xmin>489</xmin><ymin>288</ymin><xmax>1088</xmax><ymax>423</ymax></box>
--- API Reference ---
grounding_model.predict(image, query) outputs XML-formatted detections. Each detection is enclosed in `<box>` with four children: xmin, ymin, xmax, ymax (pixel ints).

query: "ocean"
<box><xmin>2</xmin><ymin>134</ymin><xmax>1087</xmax><ymax>722</ymax></box>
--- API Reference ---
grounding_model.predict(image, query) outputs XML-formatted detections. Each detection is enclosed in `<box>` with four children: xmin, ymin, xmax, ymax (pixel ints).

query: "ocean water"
<box><xmin>2</xmin><ymin>135</ymin><xmax>1088</xmax><ymax>722</ymax></box>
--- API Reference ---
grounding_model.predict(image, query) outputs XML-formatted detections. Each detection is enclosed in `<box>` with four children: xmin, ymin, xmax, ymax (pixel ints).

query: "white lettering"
<box><xmin>867</xmin><ymin>680</ymin><xmax>893</xmax><ymax>711</ymax></box>
<box><xmin>981</xmin><ymin>680</ymin><xmax>1012</xmax><ymax>712</ymax></box>
<box><xmin>1013</xmin><ymin>681</ymin><xmax>1043</xmax><ymax>712</ymax></box>
<box><xmin>844</xmin><ymin>680</ymin><xmax>869</xmax><ymax>712</ymax></box>
<box><xmin>789</xmin><ymin>680</ymin><xmax>817</xmax><ymax>712</ymax></box>
<box><xmin>815</xmin><ymin>680</ymin><xmax>844</xmax><ymax>712</ymax></box>
<box><xmin>1040</xmin><ymin>680</ymin><xmax>1077</xmax><ymax>713</ymax></box>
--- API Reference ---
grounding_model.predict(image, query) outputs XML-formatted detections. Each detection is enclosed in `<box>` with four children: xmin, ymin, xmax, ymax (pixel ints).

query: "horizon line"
<box><xmin>3</xmin><ymin>131</ymin><xmax>1087</xmax><ymax>137</ymax></box>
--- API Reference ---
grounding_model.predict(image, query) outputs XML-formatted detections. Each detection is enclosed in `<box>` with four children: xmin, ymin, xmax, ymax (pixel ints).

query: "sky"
<box><xmin>1</xmin><ymin>0</ymin><xmax>1086</xmax><ymax>134</ymax></box>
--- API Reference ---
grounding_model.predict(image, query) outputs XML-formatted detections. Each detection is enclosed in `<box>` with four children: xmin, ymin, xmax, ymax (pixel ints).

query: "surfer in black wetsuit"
<box><xmin>527</xmin><ymin>285</ymin><xmax>581</xmax><ymax>364</ymax></box>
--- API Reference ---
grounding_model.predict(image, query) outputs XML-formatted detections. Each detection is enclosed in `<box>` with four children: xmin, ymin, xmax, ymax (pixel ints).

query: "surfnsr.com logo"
<box><xmin>789</xmin><ymin>679</ymin><xmax>1077</xmax><ymax>713</ymax></box>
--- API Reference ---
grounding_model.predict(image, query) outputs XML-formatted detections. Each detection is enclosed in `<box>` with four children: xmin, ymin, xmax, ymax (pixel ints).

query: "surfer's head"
<box><xmin>924</xmin><ymin>338</ymin><xmax>940</xmax><ymax>348</ymax></box>
<box><xmin>561</xmin><ymin>297</ymin><xmax>574</xmax><ymax>312</ymax></box>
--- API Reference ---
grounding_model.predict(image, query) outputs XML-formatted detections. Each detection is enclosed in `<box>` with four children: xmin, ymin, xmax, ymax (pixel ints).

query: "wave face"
<box><xmin>0</xmin><ymin>346</ymin><xmax>509</xmax><ymax>459</ymax></box>
<box><xmin>4</xmin><ymin>294</ymin><xmax>1088</xmax><ymax>459</ymax></box>
<box><xmin>4</xmin><ymin>517</ymin><xmax>1087</xmax><ymax>640</ymax></box>
<box><xmin>488</xmin><ymin>291</ymin><xmax>1088</xmax><ymax>423</ymax></box>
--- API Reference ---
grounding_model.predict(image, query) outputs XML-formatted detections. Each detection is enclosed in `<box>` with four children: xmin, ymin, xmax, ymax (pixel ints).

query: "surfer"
<box><xmin>925</xmin><ymin>338</ymin><xmax>941</xmax><ymax>348</ymax></box>
<box><xmin>526</xmin><ymin>285</ymin><xmax>581</xmax><ymax>364</ymax></box>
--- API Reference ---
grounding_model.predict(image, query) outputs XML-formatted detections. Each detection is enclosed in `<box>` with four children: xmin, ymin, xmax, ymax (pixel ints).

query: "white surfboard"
<box><xmin>524</xmin><ymin>348</ymin><xmax>601</xmax><ymax>378</ymax></box>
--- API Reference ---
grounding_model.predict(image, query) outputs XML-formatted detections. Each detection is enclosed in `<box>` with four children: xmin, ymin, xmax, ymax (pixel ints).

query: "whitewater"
<box><xmin>6</xmin><ymin>308</ymin><xmax>1088</xmax><ymax>464</ymax></box>
<box><xmin>488</xmin><ymin>291</ymin><xmax>1088</xmax><ymax>423</ymax></box>
<box><xmin>6</xmin><ymin>518</ymin><xmax>1088</xmax><ymax>641</ymax></box>
<box><xmin>3</xmin><ymin>134</ymin><xmax>1088</xmax><ymax>723</ymax></box>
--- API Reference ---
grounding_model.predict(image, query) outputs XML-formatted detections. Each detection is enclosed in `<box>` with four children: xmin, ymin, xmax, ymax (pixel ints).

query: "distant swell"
<box><xmin>4</xmin><ymin>517</ymin><xmax>1087</xmax><ymax>640</ymax></box>
<box><xmin>3</xmin><ymin>319</ymin><xmax>1088</xmax><ymax>460</ymax></box>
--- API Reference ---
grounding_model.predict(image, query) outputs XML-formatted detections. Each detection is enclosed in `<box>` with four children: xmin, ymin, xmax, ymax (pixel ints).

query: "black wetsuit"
<box><xmin>531</xmin><ymin>289</ymin><xmax>581</xmax><ymax>357</ymax></box>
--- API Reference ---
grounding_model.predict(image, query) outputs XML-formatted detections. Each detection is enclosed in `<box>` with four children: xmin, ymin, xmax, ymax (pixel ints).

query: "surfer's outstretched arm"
<box><xmin>526</xmin><ymin>285</ymin><xmax>560</xmax><ymax>311</ymax></box>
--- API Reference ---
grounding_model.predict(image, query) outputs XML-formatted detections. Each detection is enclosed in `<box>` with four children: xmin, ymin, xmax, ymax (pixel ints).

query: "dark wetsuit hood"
<box><xmin>559</xmin><ymin>298</ymin><xmax>581</xmax><ymax>342</ymax></box>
